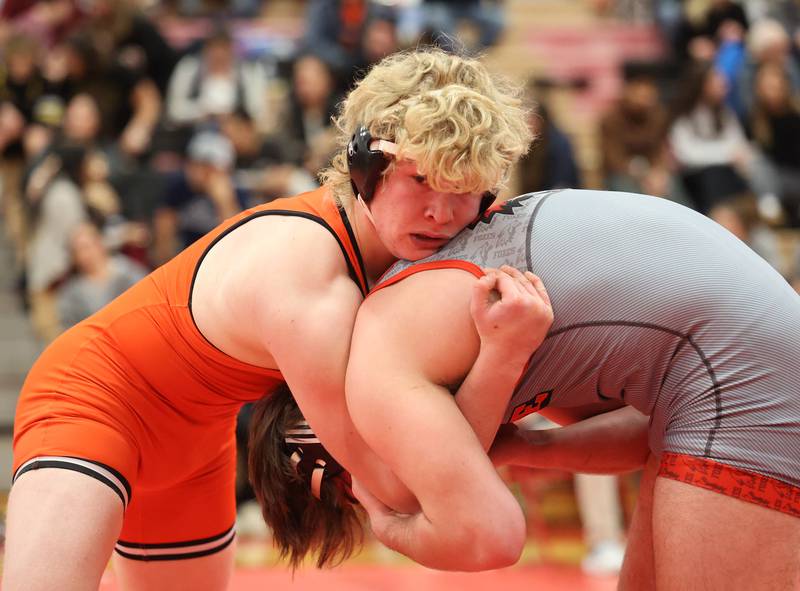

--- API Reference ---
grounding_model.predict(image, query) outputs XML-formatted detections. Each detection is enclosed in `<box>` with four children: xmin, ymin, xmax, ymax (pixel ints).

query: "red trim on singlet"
<box><xmin>659</xmin><ymin>452</ymin><xmax>800</xmax><ymax>518</ymax></box>
<box><xmin>371</xmin><ymin>260</ymin><xmax>484</xmax><ymax>295</ymax></box>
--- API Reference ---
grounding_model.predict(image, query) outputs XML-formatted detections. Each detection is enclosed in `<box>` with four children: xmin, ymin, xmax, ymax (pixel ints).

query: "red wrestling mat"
<box><xmin>99</xmin><ymin>564</ymin><xmax>618</xmax><ymax>590</ymax></box>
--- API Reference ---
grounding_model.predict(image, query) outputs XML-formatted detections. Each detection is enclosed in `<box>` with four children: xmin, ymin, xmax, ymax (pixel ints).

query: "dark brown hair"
<box><xmin>248</xmin><ymin>384</ymin><xmax>364</xmax><ymax>569</ymax></box>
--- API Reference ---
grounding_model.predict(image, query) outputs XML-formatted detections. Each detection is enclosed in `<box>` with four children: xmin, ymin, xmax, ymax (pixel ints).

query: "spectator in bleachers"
<box><xmin>303</xmin><ymin>0</ymin><xmax>370</xmax><ymax>82</ymax></box>
<box><xmin>79</xmin><ymin>0</ymin><xmax>176</xmax><ymax>158</ymax></box>
<box><xmin>516</xmin><ymin>86</ymin><xmax>581</xmax><ymax>192</ymax></box>
<box><xmin>707</xmin><ymin>196</ymin><xmax>784</xmax><ymax>271</ymax></box>
<box><xmin>737</xmin><ymin>19</ymin><xmax>800</xmax><ymax>122</ymax></box>
<box><xmin>668</xmin><ymin>61</ymin><xmax>757</xmax><ymax>213</ymax></box>
<box><xmin>166</xmin><ymin>28</ymin><xmax>267</xmax><ymax>130</ymax></box>
<box><xmin>177</xmin><ymin>0</ymin><xmax>263</xmax><ymax>18</ymax></box>
<box><xmin>575</xmin><ymin>473</ymin><xmax>626</xmax><ymax>576</ymax></box>
<box><xmin>302</xmin><ymin>0</ymin><xmax>400</xmax><ymax>90</ymax></box>
<box><xmin>599</xmin><ymin>65</ymin><xmax>678</xmax><ymax>200</ymax></box>
<box><xmin>49</xmin><ymin>31</ymin><xmax>159</xmax><ymax>160</ymax></box>
<box><xmin>750</xmin><ymin>61</ymin><xmax>800</xmax><ymax>225</ymax></box>
<box><xmin>81</xmin><ymin>0</ymin><xmax>176</xmax><ymax>95</ymax></box>
<box><xmin>282</xmin><ymin>52</ymin><xmax>340</xmax><ymax>177</ymax></box>
<box><xmin>359</xmin><ymin>12</ymin><xmax>400</xmax><ymax>73</ymax></box>
<box><xmin>0</xmin><ymin>33</ymin><xmax>44</xmax><ymax>160</ymax></box>
<box><xmin>152</xmin><ymin>131</ymin><xmax>248</xmax><ymax>265</ymax></box>
<box><xmin>26</xmin><ymin>93</ymin><xmax>129</xmax><ymax>222</ymax></box>
<box><xmin>673</xmin><ymin>0</ymin><xmax>748</xmax><ymax>64</ymax></box>
<box><xmin>57</xmin><ymin>94</ymin><xmax>152</xmax><ymax>253</ymax></box>
<box><xmin>57</xmin><ymin>221</ymin><xmax>146</xmax><ymax>329</ymax></box>
<box><xmin>2</xmin><ymin>0</ymin><xmax>83</xmax><ymax>49</ymax></box>
<box><xmin>0</xmin><ymin>33</ymin><xmax>44</xmax><ymax>258</ymax></box>
<box><xmin>220</xmin><ymin>109</ymin><xmax>317</xmax><ymax>202</ymax></box>
<box><xmin>704</xmin><ymin>0</ymin><xmax>748</xmax><ymax>40</ymax></box>
<box><xmin>404</xmin><ymin>0</ymin><xmax>505</xmax><ymax>55</ymax></box>
<box><xmin>713</xmin><ymin>16</ymin><xmax>748</xmax><ymax>118</ymax></box>
<box><xmin>23</xmin><ymin>144</ymin><xmax>89</xmax><ymax>341</ymax></box>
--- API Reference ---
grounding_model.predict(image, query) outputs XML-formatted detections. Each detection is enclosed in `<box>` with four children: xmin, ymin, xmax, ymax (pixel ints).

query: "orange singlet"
<box><xmin>12</xmin><ymin>188</ymin><xmax>367</xmax><ymax>560</ymax></box>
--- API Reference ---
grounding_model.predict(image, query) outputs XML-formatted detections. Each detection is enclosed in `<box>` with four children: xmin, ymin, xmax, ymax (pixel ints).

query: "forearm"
<box><xmin>373</xmin><ymin>513</ymin><xmax>512</xmax><ymax>571</ymax></box>
<box><xmin>332</xmin><ymin>428</ymin><xmax>419</xmax><ymax>514</ymax></box>
<box><xmin>367</xmin><ymin>488</ymin><xmax>524</xmax><ymax>571</ymax></box>
<box><xmin>506</xmin><ymin>406</ymin><xmax>649</xmax><ymax>474</ymax></box>
<box><xmin>454</xmin><ymin>346</ymin><xmax>528</xmax><ymax>450</ymax></box>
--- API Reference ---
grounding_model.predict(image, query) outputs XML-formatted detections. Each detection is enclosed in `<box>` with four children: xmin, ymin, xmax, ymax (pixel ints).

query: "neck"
<box><xmin>345</xmin><ymin>197</ymin><xmax>396</xmax><ymax>288</ymax></box>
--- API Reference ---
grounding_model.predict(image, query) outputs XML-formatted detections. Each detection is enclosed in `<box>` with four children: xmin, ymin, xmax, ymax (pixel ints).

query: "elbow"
<box><xmin>476</xmin><ymin>514</ymin><xmax>526</xmax><ymax>570</ymax></box>
<box><xmin>454</xmin><ymin>502</ymin><xmax>526</xmax><ymax>571</ymax></box>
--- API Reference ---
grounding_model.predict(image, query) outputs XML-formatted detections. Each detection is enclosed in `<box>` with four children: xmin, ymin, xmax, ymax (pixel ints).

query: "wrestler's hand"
<box><xmin>471</xmin><ymin>265</ymin><xmax>553</xmax><ymax>363</ymax></box>
<box><xmin>352</xmin><ymin>478</ymin><xmax>409</xmax><ymax>539</ymax></box>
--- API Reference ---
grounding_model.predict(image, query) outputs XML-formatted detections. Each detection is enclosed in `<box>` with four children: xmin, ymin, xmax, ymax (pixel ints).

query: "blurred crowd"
<box><xmin>3</xmin><ymin>0</ymin><xmax>798</xmax><ymax>576</ymax></box>
<box><xmin>0</xmin><ymin>0</ymin><xmax>507</xmax><ymax>342</ymax></box>
<box><xmin>529</xmin><ymin>0</ymin><xmax>800</xmax><ymax>297</ymax></box>
<box><xmin>2</xmin><ymin>0</ymin><xmax>798</xmax><ymax>342</ymax></box>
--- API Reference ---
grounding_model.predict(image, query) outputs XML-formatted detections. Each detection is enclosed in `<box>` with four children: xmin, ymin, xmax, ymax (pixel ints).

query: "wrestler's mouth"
<box><xmin>410</xmin><ymin>232</ymin><xmax>451</xmax><ymax>248</ymax></box>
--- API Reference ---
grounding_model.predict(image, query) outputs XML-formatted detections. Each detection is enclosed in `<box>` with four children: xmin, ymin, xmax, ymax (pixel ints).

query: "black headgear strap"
<box><xmin>347</xmin><ymin>124</ymin><xmax>497</xmax><ymax>214</ymax></box>
<box><xmin>284</xmin><ymin>419</ymin><xmax>346</xmax><ymax>500</ymax></box>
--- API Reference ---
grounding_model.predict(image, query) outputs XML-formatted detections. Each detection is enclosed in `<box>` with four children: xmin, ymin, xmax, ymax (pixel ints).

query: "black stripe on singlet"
<box><xmin>115</xmin><ymin>526</ymin><xmax>236</xmax><ymax>561</ymax></box>
<box><xmin>543</xmin><ymin>320</ymin><xmax>724</xmax><ymax>457</ymax></box>
<box><xmin>520</xmin><ymin>191</ymin><xmax>725</xmax><ymax>456</ymax></box>
<box><xmin>189</xmin><ymin>210</ymin><xmax>368</xmax><ymax>333</ymax></box>
<box><xmin>117</xmin><ymin>525</ymin><xmax>235</xmax><ymax>549</ymax></box>
<box><xmin>336</xmin><ymin>204</ymin><xmax>368</xmax><ymax>295</ymax></box>
<box><xmin>14</xmin><ymin>456</ymin><xmax>131</xmax><ymax>507</ymax></box>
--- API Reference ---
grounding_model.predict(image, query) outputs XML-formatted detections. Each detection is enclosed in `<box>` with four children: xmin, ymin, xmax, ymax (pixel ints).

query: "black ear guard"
<box><xmin>347</xmin><ymin>125</ymin><xmax>389</xmax><ymax>203</ymax></box>
<box><xmin>347</xmin><ymin>124</ymin><xmax>497</xmax><ymax>214</ymax></box>
<box><xmin>479</xmin><ymin>191</ymin><xmax>496</xmax><ymax>215</ymax></box>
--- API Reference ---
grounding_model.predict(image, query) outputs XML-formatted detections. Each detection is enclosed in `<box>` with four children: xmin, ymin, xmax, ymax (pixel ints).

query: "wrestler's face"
<box><xmin>368</xmin><ymin>160</ymin><xmax>485</xmax><ymax>260</ymax></box>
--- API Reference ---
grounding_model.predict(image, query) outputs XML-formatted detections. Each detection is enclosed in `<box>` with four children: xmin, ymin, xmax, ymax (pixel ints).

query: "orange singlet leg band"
<box><xmin>659</xmin><ymin>452</ymin><xmax>800</xmax><ymax>518</ymax></box>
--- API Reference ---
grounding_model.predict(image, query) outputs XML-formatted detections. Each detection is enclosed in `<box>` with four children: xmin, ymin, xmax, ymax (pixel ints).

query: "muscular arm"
<box><xmin>492</xmin><ymin>405</ymin><xmax>650</xmax><ymax>474</ymax></box>
<box><xmin>346</xmin><ymin>270</ymin><xmax>531</xmax><ymax>570</ymax></box>
<box><xmin>452</xmin><ymin>268</ymin><xmax>552</xmax><ymax>449</ymax></box>
<box><xmin>234</xmin><ymin>218</ymin><xmax>417</xmax><ymax>513</ymax></box>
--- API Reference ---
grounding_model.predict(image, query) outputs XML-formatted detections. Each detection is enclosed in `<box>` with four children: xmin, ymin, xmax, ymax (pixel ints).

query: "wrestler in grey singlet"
<box><xmin>379</xmin><ymin>189</ymin><xmax>800</xmax><ymax>487</ymax></box>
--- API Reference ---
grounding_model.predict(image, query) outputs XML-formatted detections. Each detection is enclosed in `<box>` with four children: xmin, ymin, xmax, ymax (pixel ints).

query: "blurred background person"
<box><xmin>737</xmin><ymin>18</ymin><xmax>800</xmax><ymax>122</ymax></box>
<box><xmin>152</xmin><ymin>130</ymin><xmax>247</xmax><ymax>265</ymax></box>
<box><xmin>599</xmin><ymin>63</ymin><xmax>681</xmax><ymax>201</ymax></box>
<box><xmin>400</xmin><ymin>0</ymin><xmax>506</xmax><ymax>55</ymax></box>
<box><xmin>575</xmin><ymin>473</ymin><xmax>626</xmax><ymax>577</ymax></box>
<box><xmin>166</xmin><ymin>27</ymin><xmax>267</xmax><ymax>131</ymax></box>
<box><xmin>57</xmin><ymin>221</ymin><xmax>146</xmax><ymax>330</ymax></box>
<box><xmin>668</xmin><ymin>61</ymin><xmax>758</xmax><ymax>213</ymax></box>
<box><xmin>749</xmin><ymin>61</ymin><xmax>800</xmax><ymax>226</ymax></box>
<box><xmin>516</xmin><ymin>79</ymin><xmax>581</xmax><ymax>193</ymax></box>
<box><xmin>79</xmin><ymin>0</ymin><xmax>176</xmax><ymax>159</ymax></box>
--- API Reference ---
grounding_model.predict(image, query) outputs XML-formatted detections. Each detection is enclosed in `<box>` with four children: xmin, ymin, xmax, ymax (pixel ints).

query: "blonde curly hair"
<box><xmin>320</xmin><ymin>48</ymin><xmax>533</xmax><ymax>203</ymax></box>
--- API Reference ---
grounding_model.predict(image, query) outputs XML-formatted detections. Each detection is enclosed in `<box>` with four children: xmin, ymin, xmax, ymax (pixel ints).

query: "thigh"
<box><xmin>3</xmin><ymin>468</ymin><xmax>124</xmax><ymax>591</ymax></box>
<box><xmin>618</xmin><ymin>454</ymin><xmax>658</xmax><ymax>591</ymax></box>
<box><xmin>653</xmin><ymin>474</ymin><xmax>800</xmax><ymax>591</ymax></box>
<box><xmin>113</xmin><ymin>436</ymin><xmax>237</xmax><ymax>590</ymax></box>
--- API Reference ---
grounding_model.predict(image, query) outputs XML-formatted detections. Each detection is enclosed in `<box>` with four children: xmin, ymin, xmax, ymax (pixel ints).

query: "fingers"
<box><xmin>525</xmin><ymin>271</ymin><xmax>552</xmax><ymax>308</ymax></box>
<box><xmin>473</xmin><ymin>269</ymin><xmax>501</xmax><ymax>304</ymax></box>
<box><xmin>478</xmin><ymin>266</ymin><xmax>552</xmax><ymax>310</ymax></box>
<box><xmin>490</xmin><ymin>269</ymin><xmax>521</xmax><ymax>304</ymax></box>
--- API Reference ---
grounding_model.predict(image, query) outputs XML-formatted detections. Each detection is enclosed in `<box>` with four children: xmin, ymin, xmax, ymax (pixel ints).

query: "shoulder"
<box><xmin>217</xmin><ymin>212</ymin><xmax>360</xmax><ymax>312</ymax></box>
<box><xmin>361</xmin><ymin>269</ymin><xmax>477</xmax><ymax>338</ymax></box>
